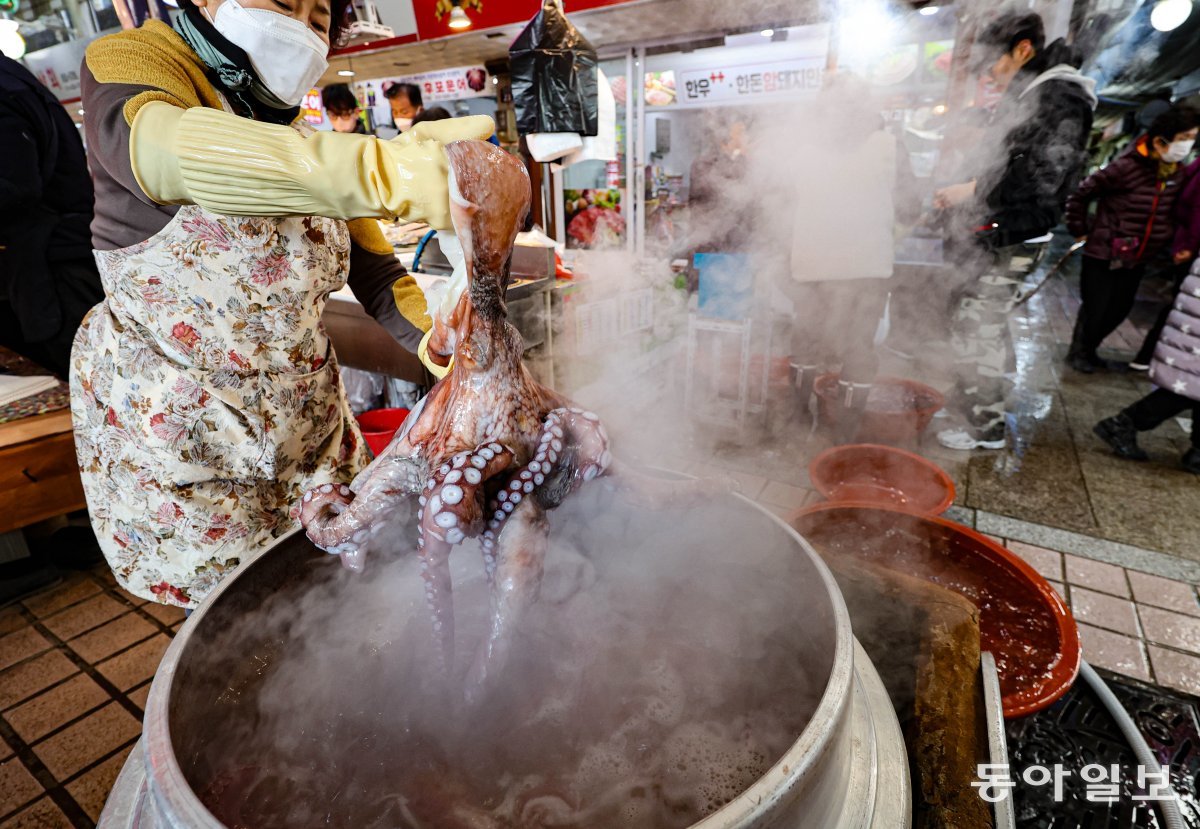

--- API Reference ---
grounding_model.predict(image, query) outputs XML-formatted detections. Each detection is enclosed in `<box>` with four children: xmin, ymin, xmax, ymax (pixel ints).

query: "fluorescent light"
<box><xmin>919</xmin><ymin>5</ymin><xmax>939</xmax><ymax>14</ymax></box>
<box><xmin>448</xmin><ymin>3</ymin><xmax>471</xmax><ymax>29</ymax></box>
<box><xmin>1150</xmin><ymin>0</ymin><xmax>1191</xmax><ymax>30</ymax></box>
<box><xmin>0</xmin><ymin>19</ymin><xmax>26</xmax><ymax>60</ymax></box>
<box><xmin>760</xmin><ymin>28</ymin><xmax>775</xmax><ymax>37</ymax></box>
<box><xmin>338</xmin><ymin>69</ymin><xmax>355</xmax><ymax>77</ymax></box>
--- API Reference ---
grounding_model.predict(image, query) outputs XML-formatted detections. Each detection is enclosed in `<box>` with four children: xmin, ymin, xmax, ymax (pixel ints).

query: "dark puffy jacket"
<box><xmin>1065</xmin><ymin>139</ymin><xmax>1192</xmax><ymax>264</ymax></box>
<box><xmin>0</xmin><ymin>55</ymin><xmax>96</xmax><ymax>341</ymax></box>
<box><xmin>1172</xmin><ymin>158</ymin><xmax>1200</xmax><ymax>258</ymax></box>
<box><xmin>1151</xmin><ymin>262</ymin><xmax>1200</xmax><ymax>402</ymax></box>
<box><xmin>974</xmin><ymin>60</ymin><xmax>1097</xmax><ymax>248</ymax></box>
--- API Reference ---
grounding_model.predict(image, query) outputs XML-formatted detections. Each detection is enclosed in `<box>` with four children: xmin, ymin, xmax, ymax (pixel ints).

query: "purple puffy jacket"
<box><xmin>1065</xmin><ymin>139</ymin><xmax>1190</xmax><ymax>264</ymax></box>
<box><xmin>1151</xmin><ymin>262</ymin><xmax>1200</xmax><ymax>403</ymax></box>
<box><xmin>1172</xmin><ymin>158</ymin><xmax>1200</xmax><ymax>258</ymax></box>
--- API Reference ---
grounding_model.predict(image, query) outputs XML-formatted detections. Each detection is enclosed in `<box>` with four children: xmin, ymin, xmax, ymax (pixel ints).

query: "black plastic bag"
<box><xmin>509</xmin><ymin>0</ymin><xmax>599</xmax><ymax>137</ymax></box>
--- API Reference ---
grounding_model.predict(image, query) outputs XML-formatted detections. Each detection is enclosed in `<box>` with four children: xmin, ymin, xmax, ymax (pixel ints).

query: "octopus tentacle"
<box><xmin>466</xmin><ymin>497</ymin><xmax>549</xmax><ymax>702</ymax></box>
<box><xmin>416</xmin><ymin>443</ymin><xmax>515</xmax><ymax>671</ymax></box>
<box><xmin>299</xmin><ymin>457</ymin><xmax>425</xmax><ymax>572</ymax></box>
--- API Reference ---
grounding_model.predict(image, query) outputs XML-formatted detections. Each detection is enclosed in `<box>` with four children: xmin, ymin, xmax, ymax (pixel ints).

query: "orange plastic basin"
<box><xmin>791</xmin><ymin>504</ymin><xmax>1081</xmax><ymax>718</ymax></box>
<box><xmin>814</xmin><ymin>374</ymin><xmax>944</xmax><ymax>444</ymax></box>
<box><xmin>809</xmin><ymin>444</ymin><xmax>956</xmax><ymax>515</ymax></box>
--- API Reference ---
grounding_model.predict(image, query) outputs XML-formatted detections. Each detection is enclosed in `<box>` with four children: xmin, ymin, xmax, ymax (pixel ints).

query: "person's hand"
<box><xmin>933</xmin><ymin>180</ymin><xmax>977</xmax><ymax>210</ymax></box>
<box><xmin>394</xmin><ymin>115</ymin><xmax>495</xmax><ymax>146</ymax></box>
<box><xmin>1175</xmin><ymin>249</ymin><xmax>1193</xmax><ymax>264</ymax></box>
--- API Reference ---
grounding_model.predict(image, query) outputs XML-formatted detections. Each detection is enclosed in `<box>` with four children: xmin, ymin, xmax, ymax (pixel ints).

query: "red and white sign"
<box><xmin>678</xmin><ymin>58</ymin><xmax>826</xmax><ymax>104</ymax></box>
<box><xmin>413</xmin><ymin>0</ymin><xmax>637</xmax><ymax>41</ymax></box>
<box><xmin>300</xmin><ymin>88</ymin><xmax>324</xmax><ymax>124</ymax></box>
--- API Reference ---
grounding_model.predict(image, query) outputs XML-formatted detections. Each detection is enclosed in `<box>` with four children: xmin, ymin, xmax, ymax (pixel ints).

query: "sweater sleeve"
<box><xmin>80</xmin><ymin>62</ymin><xmax>180</xmax><ymax>249</ymax></box>
<box><xmin>345</xmin><ymin>240</ymin><xmax>427</xmax><ymax>354</ymax></box>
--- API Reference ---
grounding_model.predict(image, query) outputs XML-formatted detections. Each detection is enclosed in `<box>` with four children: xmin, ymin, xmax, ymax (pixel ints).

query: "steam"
<box><xmin>185</xmin><ymin>488</ymin><xmax>831</xmax><ymax>828</ymax></box>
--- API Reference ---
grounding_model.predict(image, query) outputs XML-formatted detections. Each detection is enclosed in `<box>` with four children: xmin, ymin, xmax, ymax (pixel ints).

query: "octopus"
<box><xmin>300</xmin><ymin>140</ymin><xmax>717</xmax><ymax>697</ymax></box>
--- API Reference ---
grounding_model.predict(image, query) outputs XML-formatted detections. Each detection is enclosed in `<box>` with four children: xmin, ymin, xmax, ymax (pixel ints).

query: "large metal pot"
<box><xmin>100</xmin><ymin>492</ymin><xmax>910</xmax><ymax>828</ymax></box>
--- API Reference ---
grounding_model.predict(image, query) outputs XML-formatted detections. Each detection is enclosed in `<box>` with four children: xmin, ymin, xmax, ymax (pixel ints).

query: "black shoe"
<box><xmin>1093</xmin><ymin>414</ymin><xmax>1149</xmax><ymax>461</ymax></box>
<box><xmin>1183</xmin><ymin>449</ymin><xmax>1200</xmax><ymax>474</ymax></box>
<box><xmin>1069</xmin><ymin>354</ymin><xmax>1101</xmax><ymax>374</ymax></box>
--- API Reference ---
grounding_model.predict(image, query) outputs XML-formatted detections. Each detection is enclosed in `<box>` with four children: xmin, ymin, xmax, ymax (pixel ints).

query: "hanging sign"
<box><xmin>677</xmin><ymin>57</ymin><xmax>826</xmax><ymax>104</ymax></box>
<box><xmin>300</xmin><ymin>88</ymin><xmax>324</xmax><ymax>124</ymax></box>
<box><xmin>414</xmin><ymin>0</ymin><xmax>636</xmax><ymax>41</ymax></box>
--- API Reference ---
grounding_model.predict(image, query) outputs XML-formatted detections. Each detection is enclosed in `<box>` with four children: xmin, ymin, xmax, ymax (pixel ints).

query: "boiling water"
<box><xmin>186</xmin><ymin>489</ymin><xmax>830</xmax><ymax>829</ymax></box>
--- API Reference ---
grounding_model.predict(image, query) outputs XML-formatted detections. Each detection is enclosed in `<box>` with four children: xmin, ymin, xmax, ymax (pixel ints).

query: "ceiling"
<box><xmin>319</xmin><ymin>0</ymin><xmax>820</xmax><ymax>86</ymax></box>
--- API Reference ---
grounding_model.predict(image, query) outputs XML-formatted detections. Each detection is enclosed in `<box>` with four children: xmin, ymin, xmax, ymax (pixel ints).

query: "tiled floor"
<box><xmin>0</xmin><ymin>568</ymin><xmax>183</xmax><ymax>828</ymax></box>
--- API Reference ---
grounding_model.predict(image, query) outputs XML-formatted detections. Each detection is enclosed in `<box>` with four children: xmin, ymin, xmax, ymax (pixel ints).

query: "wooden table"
<box><xmin>0</xmin><ymin>409</ymin><xmax>86</xmax><ymax>535</ymax></box>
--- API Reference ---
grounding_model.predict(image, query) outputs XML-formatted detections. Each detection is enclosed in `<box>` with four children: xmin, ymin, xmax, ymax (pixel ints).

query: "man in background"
<box><xmin>384</xmin><ymin>82</ymin><xmax>424</xmax><ymax>133</ymax></box>
<box><xmin>322</xmin><ymin>83</ymin><xmax>367</xmax><ymax>134</ymax></box>
<box><xmin>0</xmin><ymin>55</ymin><xmax>104</xmax><ymax>379</ymax></box>
<box><xmin>933</xmin><ymin>12</ymin><xmax>1097</xmax><ymax>450</ymax></box>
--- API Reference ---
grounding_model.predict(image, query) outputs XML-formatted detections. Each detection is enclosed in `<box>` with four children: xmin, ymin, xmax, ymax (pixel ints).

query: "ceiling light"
<box><xmin>0</xmin><ymin>19</ymin><xmax>26</xmax><ymax>59</ymax></box>
<box><xmin>919</xmin><ymin>5</ymin><xmax>939</xmax><ymax>14</ymax></box>
<box><xmin>491</xmin><ymin>76</ymin><xmax>498</xmax><ymax>84</ymax></box>
<box><xmin>760</xmin><ymin>28</ymin><xmax>775</xmax><ymax>37</ymax></box>
<box><xmin>448</xmin><ymin>0</ymin><xmax>471</xmax><ymax>29</ymax></box>
<box><xmin>338</xmin><ymin>69</ymin><xmax>355</xmax><ymax>77</ymax></box>
<box><xmin>77</xmin><ymin>108</ymin><xmax>84</xmax><ymax>115</ymax></box>
<box><xmin>1150</xmin><ymin>0</ymin><xmax>1191</xmax><ymax>31</ymax></box>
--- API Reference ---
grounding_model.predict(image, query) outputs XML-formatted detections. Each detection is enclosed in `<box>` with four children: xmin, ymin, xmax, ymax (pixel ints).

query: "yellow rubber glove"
<box><xmin>129</xmin><ymin>102</ymin><xmax>494</xmax><ymax>229</ymax></box>
<box><xmin>417</xmin><ymin>327</ymin><xmax>452</xmax><ymax>379</ymax></box>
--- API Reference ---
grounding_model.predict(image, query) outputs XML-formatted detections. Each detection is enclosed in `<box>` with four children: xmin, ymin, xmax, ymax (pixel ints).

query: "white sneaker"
<box><xmin>1129</xmin><ymin>361</ymin><xmax>1149</xmax><ymax>371</ymax></box>
<box><xmin>936</xmin><ymin>427</ymin><xmax>1006</xmax><ymax>451</ymax></box>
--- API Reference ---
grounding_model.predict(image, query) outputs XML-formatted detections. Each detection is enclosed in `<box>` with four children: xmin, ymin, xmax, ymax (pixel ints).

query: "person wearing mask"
<box><xmin>1127</xmin><ymin>154</ymin><xmax>1200</xmax><ymax>371</ymax></box>
<box><xmin>1094</xmin><ymin>257</ymin><xmax>1200</xmax><ymax>473</ymax></box>
<box><xmin>933</xmin><ymin>11</ymin><xmax>1097</xmax><ymax>450</ymax></box>
<box><xmin>322</xmin><ymin>82</ymin><xmax>366</xmax><ymax>133</ymax></box>
<box><xmin>384</xmin><ymin>81</ymin><xmax>423</xmax><ymax>133</ymax></box>
<box><xmin>0</xmin><ymin>56</ymin><xmax>105</xmax><ymax>379</ymax></box>
<box><xmin>73</xmin><ymin>0</ymin><xmax>492</xmax><ymax>609</ymax></box>
<box><xmin>1064</xmin><ymin>106</ymin><xmax>1198</xmax><ymax>373</ymax></box>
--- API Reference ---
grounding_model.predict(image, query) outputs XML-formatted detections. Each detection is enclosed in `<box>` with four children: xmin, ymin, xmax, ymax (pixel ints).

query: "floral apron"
<box><xmin>69</xmin><ymin>201</ymin><xmax>370</xmax><ymax>608</ymax></box>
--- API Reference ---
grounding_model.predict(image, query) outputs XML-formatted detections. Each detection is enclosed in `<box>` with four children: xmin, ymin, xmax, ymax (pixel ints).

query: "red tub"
<box><xmin>814</xmin><ymin>374</ymin><xmax>944</xmax><ymax>444</ymax></box>
<box><xmin>809</xmin><ymin>444</ymin><xmax>956</xmax><ymax>515</ymax></box>
<box><xmin>355</xmin><ymin>407</ymin><xmax>410</xmax><ymax>457</ymax></box>
<box><xmin>791</xmin><ymin>503</ymin><xmax>1081</xmax><ymax>718</ymax></box>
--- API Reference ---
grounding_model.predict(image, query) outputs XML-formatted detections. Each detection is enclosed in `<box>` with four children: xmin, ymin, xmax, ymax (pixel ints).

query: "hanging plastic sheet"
<box><xmin>509</xmin><ymin>0</ymin><xmax>599</xmax><ymax>137</ymax></box>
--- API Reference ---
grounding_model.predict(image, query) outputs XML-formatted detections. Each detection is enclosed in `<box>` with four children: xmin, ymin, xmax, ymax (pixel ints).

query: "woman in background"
<box><xmin>1064</xmin><ymin>106</ymin><xmax>1198</xmax><ymax>373</ymax></box>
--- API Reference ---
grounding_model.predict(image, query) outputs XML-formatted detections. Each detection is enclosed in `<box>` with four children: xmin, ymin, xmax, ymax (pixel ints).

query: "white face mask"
<box><xmin>394</xmin><ymin>117</ymin><xmax>413</xmax><ymax>132</ymax></box>
<box><xmin>1162</xmin><ymin>139</ymin><xmax>1196</xmax><ymax>164</ymax></box>
<box><xmin>206</xmin><ymin>0</ymin><xmax>329</xmax><ymax>105</ymax></box>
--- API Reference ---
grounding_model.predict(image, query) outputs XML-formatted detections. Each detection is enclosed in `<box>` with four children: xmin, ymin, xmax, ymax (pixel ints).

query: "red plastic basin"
<box><xmin>790</xmin><ymin>504</ymin><xmax>1080</xmax><ymax>718</ymax></box>
<box><xmin>814</xmin><ymin>374</ymin><xmax>944</xmax><ymax>444</ymax></box>
<box><xmin>356</xmin><ymin>407</ymin><xmax>410</xmax><ymax>457</ymax></box>
<box><xmin>809</xmin><ymin>444</ymin><xmax>956</xmax><ymax>515</ymax></box>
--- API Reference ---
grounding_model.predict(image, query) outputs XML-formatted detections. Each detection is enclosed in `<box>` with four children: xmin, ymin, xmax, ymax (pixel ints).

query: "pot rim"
<box><xmin>142</xmin><ymin>494</ymin><xmax>856</xmax><ymax>828</ymax></box>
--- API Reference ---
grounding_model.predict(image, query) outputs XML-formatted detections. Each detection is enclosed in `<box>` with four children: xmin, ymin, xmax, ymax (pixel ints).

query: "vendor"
<box><xmin>383</xmin><ymin>81</ymin><xmax>423</xmax><ymax>133</ymax></box>
<box><xmin>71</xmin><ymin>0</ymin><xmax>491</xmax><ymax>609</ymax></box>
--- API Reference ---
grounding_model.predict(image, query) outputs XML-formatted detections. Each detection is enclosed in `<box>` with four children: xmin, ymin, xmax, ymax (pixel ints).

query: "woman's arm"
<box><xmin>131</xmin><ymin>103</ymin><xmax>493</xmax><ymax>229</ymax></box>
<box><xmin>345</xmin><ymin>221</ymin><xmax>428</xmax><ymax>354</ymax></box>
<box><xmin>1065</xmin><ymin>160</ymin><xmax>1123</xmax><ymax>238</ymax></box>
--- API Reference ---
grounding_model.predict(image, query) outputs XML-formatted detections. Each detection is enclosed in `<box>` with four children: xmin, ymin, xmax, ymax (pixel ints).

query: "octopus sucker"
<box><xmin>299</xmin><ymin>140</ymin><xmax>719</xmax><ymax>697</ymax></box>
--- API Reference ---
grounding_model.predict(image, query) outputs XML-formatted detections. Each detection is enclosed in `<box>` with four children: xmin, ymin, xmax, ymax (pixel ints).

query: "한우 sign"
<box><xmin>678</xmin><ymin>58</ymin><xmax>826</xmax><ymax>104</ymax></box>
